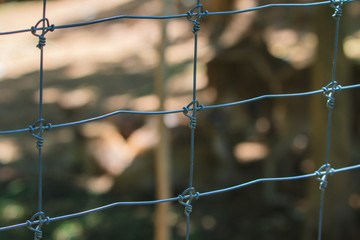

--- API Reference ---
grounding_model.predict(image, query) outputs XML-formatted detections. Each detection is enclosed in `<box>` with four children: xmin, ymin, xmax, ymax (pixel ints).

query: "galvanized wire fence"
<box><xmin>1</xmin><ymin>0</ymin><xmax>360</xmax><ymax>239</ymax></box>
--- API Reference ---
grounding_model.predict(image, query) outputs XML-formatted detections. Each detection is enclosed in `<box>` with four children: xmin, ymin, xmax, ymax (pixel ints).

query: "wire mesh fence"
<box><xmin>0</xmin><ymin>0</ymin><xmax>360</xmax><ymax>239</ymax></box>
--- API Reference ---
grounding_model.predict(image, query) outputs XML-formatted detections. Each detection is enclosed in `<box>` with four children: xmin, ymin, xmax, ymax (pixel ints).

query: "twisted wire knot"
<box><xmin>315</xmin><ymin>164</ymin><xmax>334</xmax><ymax>190</ymax></box>
<box><xmin>26</xmin><ymin>212</ymin><xmax>50</xmax><ymax>240</ymax></box>
<box><xmin>330</xmin><ymin>0</ymin><xmax>343</xmax><ymax>20</ymax></box>
<box><xmin>186</xmin><ymin>4</ymin><xmax>208</xmax><ymax>34</ymax></box>
<box><xmin>183</xmin><ymin>100</ymin><xmax>204</xmax><ymax>129</ymax></box>
<box><xmin>37</xmin><ymin>35</ymin><xmax>47</xmax><ymax>50</ymax></box>
<box><xmin>191</xmin><ymin>20</ymin><xmax>201</xmax><ymax>33</ymax></box>
<box><xmin>178</xmin><ymin>187</ymin><xmax>199</xmax><ymax>217</ymax></box>
<box><xmin>322</xmin><ymin>81</ymin><xmax>341</xmax><ymax>109</ymax></box>
<box><xmin>29</xmin><ymin>119</ymin><xmax>51</xmax><ymax>150</ymax></box>
<box><xmin>31</xmin><ymin>18</ymin><xmax>55</xmax><ymax>49</ymax></box>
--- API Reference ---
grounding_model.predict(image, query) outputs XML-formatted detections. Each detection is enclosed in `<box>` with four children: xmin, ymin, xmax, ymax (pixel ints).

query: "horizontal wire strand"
<box><xmin>1</xmin><ymin>83</ymin><xmax>360</xmax><ymax>134</ymax></box>
<box><xmin>0</xmin><ymin>163</ymin><xmax>359</xmax><ymax>232</ymax></box>
<box><xmin>1</xmin><ymin>0</ymin><xmax>360</xmax><ymax>35</ymax></box>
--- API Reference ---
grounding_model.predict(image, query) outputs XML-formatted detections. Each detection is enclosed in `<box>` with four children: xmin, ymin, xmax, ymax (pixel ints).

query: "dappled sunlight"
<box><xmin>233</xmin><ymin>142</ymin><xmax>269</xmax><ymax>164</ymax></box>
<box><xmin>33</xmin><ymin>87</ymin><xmax>62</xmax><ymax>104</ymax></box>
<box><xmin>53</xmin><ymin>221</ymin><xmax>84</xmax><ymax>240</ymax></box>
<box><xmin>166</xmin><ymin>34</ymin><xmax>213</xmax><ymax>65</ymax></box>
<box><xmin>166</xmin><ymin>18</ymin><xmax>214</xmax><ymax>72</ymax></box>
<box><xmin>166</xmin><ymin>38</ymin><xmax>196</xmax><ymax>65</ymax></box>
<box><xmin>0</xmin><ymin>36</ymin><xmax>38</xmax><ymax>79</ymax></box>
<box><xmin>344</xmin><ymin>34</ymin><xmax>360</xmax><ymax>60</ymax></box>
<box><xmin>0</xmin><ymin>0</ymin><xmax>160</xmax><ymax>80</ymax></box>
<box><xmin>103</xmin><ymin>93</ymin><xmax>134</xmax><ymax>112</ymax></box>
<box><xmin>218</xmin><ymin>0</ymin><xmax>257</xmax><ymax>48</ymax></box>
<box><xmin>85</xmin><ymin>174</ymin><xmax>114</xmax><ymax>195</ymax></box>
<box><xmin>164</xmin><ymin>114</ymin><xmax>183</xmax><ymax>128</ymax></box>
<box><xmin>167</xmin><ymin>19</ymin><xmax>193</xmax><ymax>43</ymax></box>
<box><xmin>64</xmin><ymin>62</ymin><xmax>101</xmax><ymax>79</ymax></box>
<box><xmin>265</xmin><ymin>28</ymin><xmax>317</xmax><ymax>69</ymax></box>
<box><xmin>126</xmin><ymin>118</ymin><xmax>159</xmax><ymax>156</ymax></box>
<box><xmin>58</xmin><ymin>87</ymin><xmax>97</xmax><ymax>110</ymax></box>
<box><xmin>0</xmin><ymin>139</ymin><xmax>22</xmax><ymax>164</ymax></box>
<box><xmin>80</xmin><ymin>119</ymin><xmax>159</xmax><ymax>176</ymax></box>
<box><xmin>166</xmin><ymin>65</ymin><xmax>194</xmax><ymax>93</ymax></box>
<box><xmin>1</xmin><ymin>202</ymin><xmax>25</xmax><ymax>221</ymax></box>
<box><xmin>82</xmin><ymin>122</ymin><xmax>135</xmax><ymax>175</ymax></box>
<box><xmin>131</xmin><ymin>94</ymin><xmax>160</xmax><ymax>111</ymax></box>
<box><xmin>54</xmin><ymin>20</ymin><xmax>160</xmax><ymax>78</ymax></box>
<box><xmin>48</xmin><ymin>0</ymin><xmax>133</xmax><ymax>23</ymax></box>
<box><xmin>165</xmin><ymin>95</ymin><xmax>193</xmax><ymax>111</ymax></box>
<box><xmin>167</xmin><ymin>63</ymin><xmax>209</xmax><ymax>95</ymax></box>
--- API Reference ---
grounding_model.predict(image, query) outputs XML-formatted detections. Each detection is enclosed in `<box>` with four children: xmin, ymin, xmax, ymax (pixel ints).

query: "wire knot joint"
<box><xmin>187</xmin><ymin>4</ymin><xmax>208</xmax><ymax>33</ymax></box>
<box><xmin>31</xmin><ymin>18</ymin><xmax>55</xmax><ymax>49</ymax></box>
<box><xmin>183</xmin><ymin>100</ymin><xmax>204</xmax><ymax>129</ymax></box>
<box><xmin>178</xmin><ymin>187</ymin><xmax>199</xmax><ymax>217</ymax></box>
<box><xmin>26</xmin><ymin>212</ymin><xmax>50</xmax><ymax>240</ymax></box>
<box><xmin>315</xmin><ymin>164</ymin><xmax>334</xmax><ymax>190</ymax></box>
<box><xmin>330</xmin><ymin>0</ymin><xmax>343</xmax><ymax>20</ymax></box>
<box><xmin>322</xmin><ymin>81</ymin><xmax>341</xmax><ymax>109</ymax></box>
<box><xmin>29</xmin><ymin>119</ymin><xmax>51</xmax><ymax>150</ymax></box>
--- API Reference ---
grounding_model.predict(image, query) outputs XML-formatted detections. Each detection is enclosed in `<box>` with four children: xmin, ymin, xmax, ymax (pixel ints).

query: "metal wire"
<box><xmin>316</xmin><ymin>1</ymin><xmax>344</xmax><ymax>239</ymax></box>
<box><xmin>1</xmin><ymin>0</ymin><xmax>359</xmax><ymax>36</ymax></box>
<box><xmin>0</xmin><ymin>0</ymin><xmax>359</xmax><ymax>239</ymax></box>
<box><xmin>1</xmin><ymin>84</ymin><xmax>360</xmax><ymax>135</ymax></box>
<box><xmin>0</xmin><ymin>163</ymin><xmax>359</xmax><ymax>232</ymax></box>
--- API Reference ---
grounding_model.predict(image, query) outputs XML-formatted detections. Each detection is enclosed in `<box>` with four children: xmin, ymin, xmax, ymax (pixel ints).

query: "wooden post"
<box><xmin>154</xmin><ymin>0</ymin><xmax>172</xmax><ymax>239</ymax></box>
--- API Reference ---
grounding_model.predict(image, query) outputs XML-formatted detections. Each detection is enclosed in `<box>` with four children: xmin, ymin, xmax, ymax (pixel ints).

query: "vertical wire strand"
<box><xmin>188</xmin><ymin>0</ymin><xmax>201</xmax><ymax>188</ymax></box>
<box><xmin>38</xmin><ymin>0</ymin><xmax>46</xmax><ymax>119</ymax></box>
<box><xmin>186</xmin><ymin>1</ymin><xmax>202</xmax><ymax>239</ymax></box>
<box><xmin>317</xmin><ymin>6</ymin><xmax>342</xmax><ymax>240</ymax></box>
<box><xmin>324</xmin><ymin>109</ymin><xmax>334</xmax><ymax>166</ymax></box>
<box><xmin>37</xmin><ymin>0</ymin><xmax>47</xmax><ymax>218</ymax></box>
<box><xmin>192</xmin><ymin>12</ymin><xmax>199</xmax><ymax>102</ymax></box>
<box><xmin>331</xmin><ymin>18</ymin><xmax>341</xmax><ymax>85</ymax></box>
<box><xmin>186</xmin><ymin>215</ymin><xmax>191</xmax><ymax>240</ymax></box>
<box><xmin>317</xmin><ymin>189</ymin><xmax>326</xmax><ymax>240</ymax></box>
<box><xmin>188</xmin><ymin>18</ymin><xmax>198</xmax><ymax>188</ymax></box>
<box><xmin>189</xmin><ymin>129</ymin><xmax>195</xmax><ymax>188</ymax></box>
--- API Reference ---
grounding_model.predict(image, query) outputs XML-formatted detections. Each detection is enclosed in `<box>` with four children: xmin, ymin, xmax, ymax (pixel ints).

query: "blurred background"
<box><xmin>0</xmin><ymin>0</ymin><xmax>360</xmax><ymax>239</ymax></box>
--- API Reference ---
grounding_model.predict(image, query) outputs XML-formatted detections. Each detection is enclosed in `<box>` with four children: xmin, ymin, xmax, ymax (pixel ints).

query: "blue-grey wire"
<box><xmin>0</xmin><ymin>84</ymin><xmax>359</xmax><ymax>134</ymax></box>
<box><xmin>0</xmin><ymin>164</ymin><xmax>359</xmax><ymax>232</ymax></box>
<box><xmin>1</xmin><ymin>0</ymin><xmax>359</xmax><ymax>36</ymax></box>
